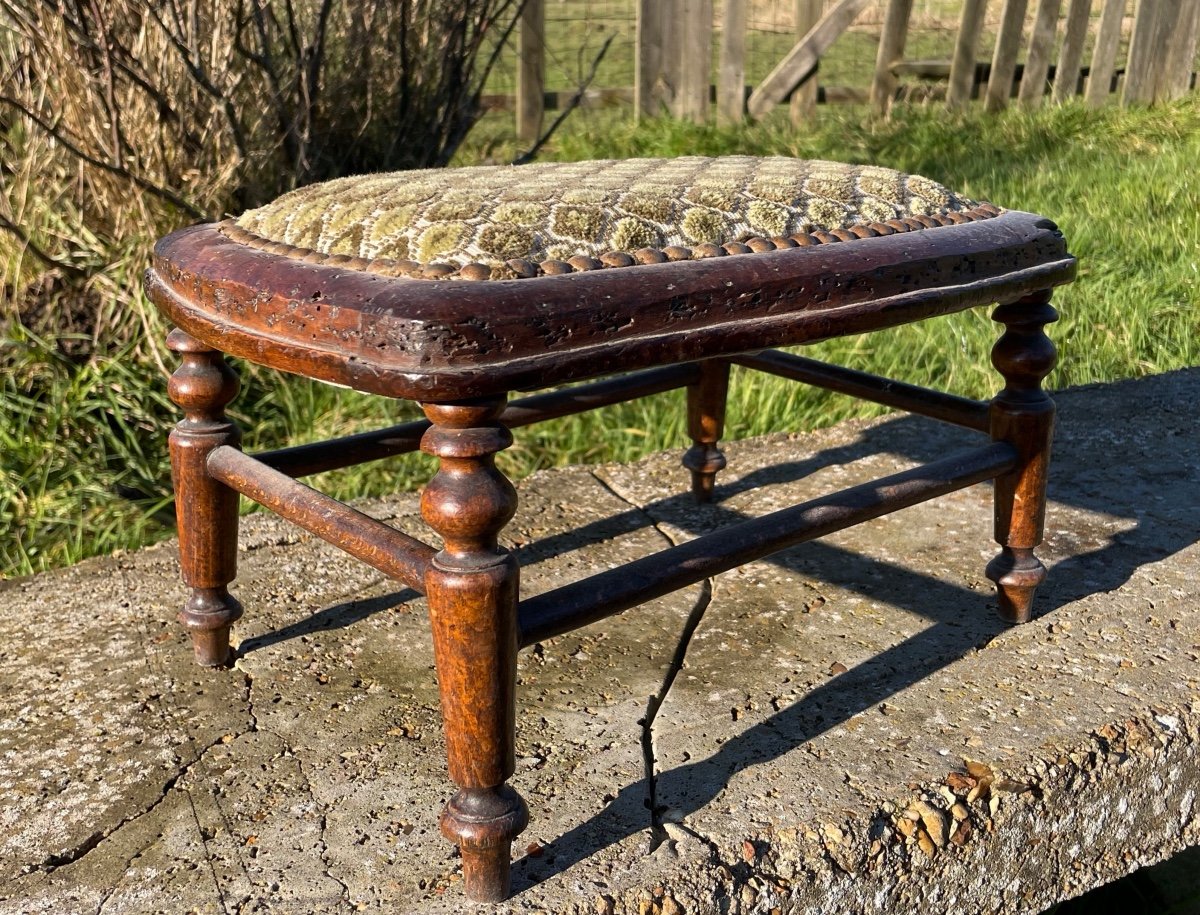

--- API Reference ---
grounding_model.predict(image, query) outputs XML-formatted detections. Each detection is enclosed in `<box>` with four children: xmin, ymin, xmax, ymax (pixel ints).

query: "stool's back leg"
<box><xmin>166</xmin><ymin>330</ymin><xmax>243</xmax><ymax>666</ymax></box>
<box><xmin>683</xmin><ymin>358</ymin><xmax>732</xmax><ymax>502</ymax></box>
<box><xmin>420</xmin><ymin>398</ymin><xmax>528</xmax><ymax>902</ymax></box>
<box><xmin>987</xmin><ymin>292</ymin><xmax>1058</xmax><ymax>623</ymax></box>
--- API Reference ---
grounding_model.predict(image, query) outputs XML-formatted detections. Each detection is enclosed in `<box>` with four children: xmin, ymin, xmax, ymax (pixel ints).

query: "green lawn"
<box><xmin>3</xmin><ymin>94</ymin><xmax>1198</xmax><ymax>577</ymax></box>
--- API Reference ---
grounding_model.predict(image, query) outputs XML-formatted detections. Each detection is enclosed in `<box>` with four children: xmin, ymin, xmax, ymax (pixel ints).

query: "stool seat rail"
<box><xmin>517</xmin><ymin>441</ymin><xmax>1018</xmax><ymax>646</ymax></box>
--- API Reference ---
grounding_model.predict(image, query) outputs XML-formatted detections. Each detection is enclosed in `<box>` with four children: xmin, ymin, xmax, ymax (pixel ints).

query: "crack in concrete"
<box><xmin>587</xmin><ymin>470</ymin><xmax>720</xmax><ymax>849</ymax></box>
<box><xmin>641</xmin><ymin>577</ymin><xmax>714</xmax><ymax>851</ymax></box>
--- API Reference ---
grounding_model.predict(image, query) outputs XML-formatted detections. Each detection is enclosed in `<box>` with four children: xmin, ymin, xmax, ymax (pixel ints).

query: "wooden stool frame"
<box><xmin>149</xmin><ymin>209</ymin><xmax>1074</xmax><ymax>902</ymax></box>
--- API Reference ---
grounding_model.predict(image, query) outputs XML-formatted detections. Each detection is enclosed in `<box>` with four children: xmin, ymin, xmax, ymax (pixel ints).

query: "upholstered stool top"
<box><xmin>226</xmin><ymin>156</ymin><xmax>998</xmax><ymax>281</ymax></box>
<box><xmin>149</xmin><ymin>154</ymin><xmax>1073</xmax><ymax>400</ymax></box>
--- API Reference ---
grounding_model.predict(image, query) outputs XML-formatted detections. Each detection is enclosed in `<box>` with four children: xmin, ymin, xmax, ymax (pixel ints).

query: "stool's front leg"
<box><xmin>683</xmin><ymin>358</ymin><xmax>731</xmax><ymax>501</ymax></box>
<box><xmin>166</xmin><ymin>329</ymin><xmax>243</xmax><ymax>666</ymax></box>
<box><xmin>987</xmin><ymin>291</ymin><xmax>1058</xmax><ymax>623</ymax></box>
<box><xmin>420</xmin><ymin>398</ymin><xmax>528</xmax><ymax>902</ymax></box>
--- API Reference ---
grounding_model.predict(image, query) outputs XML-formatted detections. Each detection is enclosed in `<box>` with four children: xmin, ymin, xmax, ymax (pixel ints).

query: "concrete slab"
<box><xmin>1</xmin><ymin>369</ymin><xmax>1198</xmax><ymax>914</ymax></box>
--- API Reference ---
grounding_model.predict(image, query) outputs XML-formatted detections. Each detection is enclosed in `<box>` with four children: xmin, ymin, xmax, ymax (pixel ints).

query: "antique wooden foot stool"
<box><xmin>146</xmin><ymin>156</ymin><xmax>1074</xmax><ymax>902</ymax></box>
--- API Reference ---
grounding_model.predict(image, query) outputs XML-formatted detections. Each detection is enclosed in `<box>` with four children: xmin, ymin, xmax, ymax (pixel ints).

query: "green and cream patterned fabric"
<box><xmin>227</xmin><ymin>156</ymin><xmax>993</xmax><ymax>280</ymax></box>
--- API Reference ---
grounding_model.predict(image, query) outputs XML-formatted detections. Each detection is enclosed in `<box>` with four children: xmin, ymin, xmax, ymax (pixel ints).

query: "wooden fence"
<box><xmin>509</xmin><ymin>0</ymin><xmax>1200</xmax><ymax>140</ymax></box>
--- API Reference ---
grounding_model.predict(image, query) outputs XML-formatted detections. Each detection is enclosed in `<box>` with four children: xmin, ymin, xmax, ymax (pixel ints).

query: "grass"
<box><xmin>3</xmin><ymin>94</ymin><xmax>1199</xmax><ymax>578</ymax></box>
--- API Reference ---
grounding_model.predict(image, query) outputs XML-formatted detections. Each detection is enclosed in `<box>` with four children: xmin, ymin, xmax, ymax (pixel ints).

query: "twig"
<box><xmin>0</xmin><ymin>213</ymin><xmax>87</xmax><ymax>279</ymax></box>
<box><xmin>0</xmin><ymin>95</ymin><xmax>205</xmax><ymax>218</ymax></box>
<box><xmin>511</xmin><ymin>33</ymin><xmax>614</xmax><ymax>165</ymax></box>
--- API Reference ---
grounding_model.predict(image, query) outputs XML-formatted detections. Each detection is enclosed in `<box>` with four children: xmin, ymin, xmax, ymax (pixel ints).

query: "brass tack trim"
<box><xmin>215</xmin><ymin>202</ymin><xmax>1002</xmax><ymax>282</ymax></box>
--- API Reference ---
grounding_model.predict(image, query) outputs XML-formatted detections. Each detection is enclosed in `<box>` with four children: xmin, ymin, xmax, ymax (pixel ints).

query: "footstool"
<box><xmin>145</xmin><ymin>156</ymin><xmax>1075</xmax><ymax>902</ymax></box>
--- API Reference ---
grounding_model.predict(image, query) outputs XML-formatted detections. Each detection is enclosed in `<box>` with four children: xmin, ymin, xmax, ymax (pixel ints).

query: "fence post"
<box><xmin>1018</xmin><ymin>0</ymin><xmax>1062</xmax><ymax>107</ymax></box>
<box><xmin>1085</xmin><ymin>0</ymin><xmax>1126</xmax><ymax>106</ymax></box>
<box><xmin>791</xmin><ymin>0</ymin><xmax>824</xmax><ymax>122</ymax></box>
<box><xmin>1124</xmin><ymin>0</ymin><xmax>1171</xmax><ymax>105</ymax></box>
<box><xmin>985</xmin><ymin>0</ymin><xmax>1031</xmax><ymax>111</ymax></box>
<box><xmin>1158</xmin><ymin>0</ymin><xmax>1199</xmax><ymax>100</ymax></box>
<box><xmin>948</xmin><ymin>0</ymin><xmax>990</xmax><ymax>108</ymax></box>
<box><xmin>516</xmin><ymin>0</ymin><xmax>545</xmax><ymax>143</ymax></box>
<box><xmin>676</xmin><ymin>0</ymin><xmax>713</xmax><ymax>121</ymax></box>
<box><xmin>1053</xmin><ymin>0</ymin><xmax>1093</xmax><ymax>103</ymax></box>
<box><xmin>871</xmin><ymin>0</ymin><xmax>913</xmax><ymax>114</ymax></box>
<box><xmin>718</xmin><ymin>0</ymin><xmax>748</xmax><ymax>123</ymax></box>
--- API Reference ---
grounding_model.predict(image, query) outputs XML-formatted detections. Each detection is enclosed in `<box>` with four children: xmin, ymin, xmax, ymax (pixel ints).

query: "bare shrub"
<box><xmin>0</xmin><ymin>0</ymin><xmax>521</xmax><ymax>346</ymax></box>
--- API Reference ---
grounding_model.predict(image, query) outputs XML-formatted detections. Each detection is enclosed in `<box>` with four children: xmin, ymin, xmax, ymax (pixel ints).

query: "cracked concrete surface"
<box><xmin>2</xmin><ymin>369</ymin><xmax>1199</xmax><ymax>913</ymax></box>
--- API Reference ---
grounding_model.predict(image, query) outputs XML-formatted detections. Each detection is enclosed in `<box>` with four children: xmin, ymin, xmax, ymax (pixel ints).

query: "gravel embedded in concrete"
<box><xmin>2</xmin><ymin>369</ymin><xmax>1198</xmax><ymax>914</ymax></box>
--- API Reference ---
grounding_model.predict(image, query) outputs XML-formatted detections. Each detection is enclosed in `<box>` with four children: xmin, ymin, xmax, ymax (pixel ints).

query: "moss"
<box><xmin>857</xmin><ymin>168</ymin><xmax>906</xmax><ymax>202</ymax></box>
<box><xmin>326</xmin><ymin>221</ymin><xmax>366</xmax><ymax>257</ymax></box>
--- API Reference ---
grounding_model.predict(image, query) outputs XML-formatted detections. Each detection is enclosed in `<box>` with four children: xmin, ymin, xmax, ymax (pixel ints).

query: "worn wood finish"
<box><xmin>718</xmin><ymin>0</ymin><xmax>748</xmax><ymax>124</ymax></box>
<box><xmin>167</xmin><ymin>329</ymin><xmax>243</xmax><ymax>667</ymax></box>
<box><xmin>516</xmin><ymin>0</ymin><xmax>545</xmax><ymax>143</ymax></box>
<box><xmin>791</xmin><ymin>0</ymin><xmax>824</xmax><ymax>122</ymax></box>
<box><xmin>986</xmin><ymin>291</ymin><xmax>1058</xmax><ymax>623</ymax></box>
<box><xmin>948</xmin><ymin>0</ymin><xmax>990</xmax><ymax>108</ymax></box>
<box><xmin>148</xmin><ymin>211</ymin><xmax>1074</xmax><ymax>403</ymax></box>
<box><xmin>683</xmin><ymin>358</ymin><xmax>731</xmax><ymax>501</ymax></box>
<box><xmin>871</xmin><ymin>0</ymin><xmax>914</xmax><ymax>114</ymax></box>
<box><xmin>519</xmin><ymin>441</ymin><xmax>1019</xmax><ymax>646</ymax></box>
<box><xmin>1086</xmin><ymin>0</ymin><xmax>1126</xmax><ymax>107</ymax></box>
<box><xmin>986</xmin><ymin>0</ymin><xmax>1030</xmax><ymax>111</ymax></box>
<box><xmin>1053</xmin><ymin>0</ymin><xmax>1093</xmax><ymax>103</ymax></box>
<box><xmin>420</xmin><ymin>398</ymin><xmax>527</xmax><ymax>902</ymax></box>
<box><xmin>206</xmin><ymin>446</ymin><xmax>435</xmax><ymax>591</ymax></box>
<box><xmin>1018</xmin><ymin>0</ymin><xmax>1063</xmax><ymax>107</ymax></box>
<box><xmin>732</xmin><ymin>350</ymin><xmax>991</xmax><ymax>431</ymax></box>
<box><xmin>748</xmin><ymin>0</ymin><xmax>870</xmax><ymax>118</ymax></box>
<box><xmin>256</xmin><ymin>363</ymin><xmax>700</xmax><ymax>479</ymax></box>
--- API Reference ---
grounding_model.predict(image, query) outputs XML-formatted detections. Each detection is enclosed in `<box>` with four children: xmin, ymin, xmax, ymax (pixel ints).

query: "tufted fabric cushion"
<box><xmin>226</xmin><ymin>156</ymin><xmax>997</xmax><ymax>281</ymax></box>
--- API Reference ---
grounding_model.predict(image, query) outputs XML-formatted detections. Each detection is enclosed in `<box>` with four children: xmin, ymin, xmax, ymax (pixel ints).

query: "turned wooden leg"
<box><xmin>420</xmin><ymin>397</ymin><xmax>528</xmax><ymax>902</ymax></box>
<box><xmin>167</xmin><ymin>329</ymin><xmax>243</xmax><ymax>667</ymax></box>
<box><xmin>682</xmin><ymin>358</ymin><xmax>731</xmax><ymax>502</ymax></box>
<box><xmin>986</xmin><ymin>292</ymin><xmax>1058</xmax><ymax>624</ymax></box>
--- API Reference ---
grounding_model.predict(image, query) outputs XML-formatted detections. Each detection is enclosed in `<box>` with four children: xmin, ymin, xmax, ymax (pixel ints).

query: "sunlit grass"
<box><xmin>3</xmin><ymin>95</ymin><xmax>1198</xmax><ymax>577</ymax></box>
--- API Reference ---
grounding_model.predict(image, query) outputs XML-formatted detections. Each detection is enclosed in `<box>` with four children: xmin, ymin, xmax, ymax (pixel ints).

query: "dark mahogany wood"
<box><xmin>255</xmin><ymin>363</ymin><xmax>700</xmax><ymax>479</ymax></box>
<box><xmin>149</xmin><ymin>198</ymin><xmax>1076</xmax><ymax>904</ymax></box>
<box><xmin>146</xmin><ymin>211</ymin><xmax>1074</xmax><ymax>401</ymax></box>
<box><xmin>419</xmin><ymin>398</ymin><xmax>527</xmax><ymax>902</ymax></box>
<box><xmin>986</xmin><ymin>291</ymin><xmax>1059</xmax><ymax>623</ymax></box>
<box><xmin>167</xmin><ymin>329</ymin><xmax>243</xmax><ymax>667</ymax></box>
<box><xmin>683</xmin><ymin>358</ymin><xmax>731</xmax><ymax>501</ymax></box>
<box><xmin>733</xmin><ymin>350</ymin><xmax>991</xmax><ymax>432</ymax></box>
<box><xmin>206</xmin><ymin>446</ymin><xmax>435</xmax><ymax>591</ymax></box>
<box><xmin>519</xmin><ymin>441</ymin><xmax>1018</xmax><ymax>646</ymax></box>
